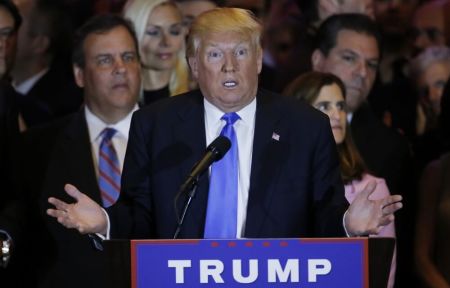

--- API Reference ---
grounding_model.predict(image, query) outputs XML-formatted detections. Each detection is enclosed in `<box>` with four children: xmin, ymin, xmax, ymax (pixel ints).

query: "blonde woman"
<box><xmin>124</xmin><ymin>0</ymin><xmax>189</xmax><ymax>104</ymax></box>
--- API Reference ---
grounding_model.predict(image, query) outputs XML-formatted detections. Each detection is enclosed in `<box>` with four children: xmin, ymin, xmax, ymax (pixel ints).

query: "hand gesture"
<box><xmin>47</xmin><ymin>184</ymin><xmax>107</xmax><ymax>235</ymax></box>
<box><xmin>345</xmin><ymin>180</ymin><xmax>402</xmax><ymax>236</ymax></box>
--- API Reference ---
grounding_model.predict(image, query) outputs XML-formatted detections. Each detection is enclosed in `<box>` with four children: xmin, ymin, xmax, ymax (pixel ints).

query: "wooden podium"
<box><xmin>104</xmin><ymin>237</ymin><xmax>394</xmax><ymax>288</ymax></box>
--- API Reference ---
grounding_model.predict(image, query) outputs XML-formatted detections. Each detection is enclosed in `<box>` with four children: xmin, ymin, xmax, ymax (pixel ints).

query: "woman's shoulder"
<box><xmin>360</xmin><ymin>173</ymin><xmax>386</xmax><ymax>186</ymax></box>
<box><xmin>346</xmin><ymin>173</ymin><xmax>390</xmax><ymax>200</ymax></box>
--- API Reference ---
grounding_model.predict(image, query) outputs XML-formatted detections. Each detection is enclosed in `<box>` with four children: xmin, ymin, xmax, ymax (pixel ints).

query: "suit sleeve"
<box><xmin>108</xmin><ymin>111</ymin><xmax>155</xmax><ymax>239</ymax></box>
<box><xmin>311</xmin><ymin>116</ymin><xmax>348</xmax><ymax>237</ymax></box>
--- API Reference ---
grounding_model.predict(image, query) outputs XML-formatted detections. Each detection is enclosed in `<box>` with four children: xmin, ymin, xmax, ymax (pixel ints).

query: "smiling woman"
<box><xmin>124</xmin><ymin>0</ymin><xmax>190</xmax><ymax>104</ymax></box>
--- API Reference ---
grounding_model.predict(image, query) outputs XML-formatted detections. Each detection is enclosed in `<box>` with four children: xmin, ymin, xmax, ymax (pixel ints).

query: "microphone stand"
<box><xmin>173</xmin><ymin>175</ymin><xmax>199</xmax><ymax>239</ymax></box>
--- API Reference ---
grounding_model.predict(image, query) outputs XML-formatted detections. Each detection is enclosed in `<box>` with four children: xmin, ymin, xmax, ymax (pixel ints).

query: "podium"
<box><xmin>104</xmin><ymin>238</ymin><xmax>394</xmax><ymax>288</ymax></box>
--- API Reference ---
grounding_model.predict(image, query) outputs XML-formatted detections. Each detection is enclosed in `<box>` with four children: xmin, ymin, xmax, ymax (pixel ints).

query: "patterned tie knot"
<box><xmin>221</xmin><ymin>112</ymin><xmax>240</xmax><ymax>126</ymax></box>
<box><xmin>101</xmin><ymin>127</ymin><xmax>117</xmax><ymax>142</ymax></box>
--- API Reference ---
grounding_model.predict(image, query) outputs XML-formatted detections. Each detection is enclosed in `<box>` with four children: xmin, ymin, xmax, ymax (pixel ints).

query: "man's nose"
<box><xmin>113</xmin><ymin>58</ymin><xmax>127</xmax><ymax>74</ymax></box>
<box><xmin>222</xmin><ymin>54</ymin><xmax>238</xmax><ymax>72</ymax></box>
<box><xmin>354</xmin><ymin>61</ymin><xmax>368</xmax><ymax>78</ymax></box>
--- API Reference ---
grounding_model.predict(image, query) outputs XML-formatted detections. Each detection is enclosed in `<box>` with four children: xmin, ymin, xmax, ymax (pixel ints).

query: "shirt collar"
<box><xmin>203</xmin><ymin>97</ymin><xmax>257</xmax><ymax>126</ymax></box>
<box><xmin>347</xmin><ymin>112</ymin><xmax>353</xmax><ymax>123</ymax></box>
<box><xmin>84</xmin><ymin>104</ymin><xmax>138</xmax><ymax>143</ymax></box>
<box><xmin>13</xmin><ymin>68</ymin><xmax>49</xmax><ymax>95</ymax></box>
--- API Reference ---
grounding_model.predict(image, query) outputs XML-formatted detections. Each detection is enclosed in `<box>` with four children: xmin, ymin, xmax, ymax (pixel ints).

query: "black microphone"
<box><xmin>179</xmin><ymin>136</ymin><xmax>231</xmax><ymax>195</ymax></box>
<box><xmin>173</xmin><ymin>135</ymin><xmax>231</xmax><ymax>239</ymax></box>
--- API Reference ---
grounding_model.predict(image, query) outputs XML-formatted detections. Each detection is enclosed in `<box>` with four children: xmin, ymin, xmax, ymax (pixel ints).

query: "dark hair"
<box><xmin>283</xmin><ymin>71</ymin><xmax>367</xmax><ymax>184</ymax></box>
<box><xmin>72</xmin><ymin>14</ymin><xmax>139</xmax><ymax>68</ymax></box>
<box><xmin>0</xmin><ymin>0</ymin><xmax>22</xmax><ymax>31</ymax></box>
<box><xmin>295</xmin><ymin>0</ymin><xmax>319</xmax><ymax>23</ymax></box>
<box><xmin>284</xmin><ymin>71</ymin><xmax>346</xmax><ymax>103</ymax></box>
<box><xmin>315</xmin><ymin>13</ymin><xmax>382</xmax><ymax>56</ymax></box>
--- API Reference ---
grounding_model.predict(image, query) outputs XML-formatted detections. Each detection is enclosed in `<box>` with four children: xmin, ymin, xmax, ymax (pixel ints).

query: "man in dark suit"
<box><xmin>0</xmin><ymin>81</ymin><xmax>27</xmax><ymax>288</ymax></box>
<box><xmin>47</xmin><ymin>8</ymin><xmax>401</xmax><ymax>242</ymax></box>
<box><xmin>0</xmin><ymin>1</ymin><xmax>29</xmax><ymax>287</ymax></box>
<box><xmin>311</xmin><ymin>13</ymin><xmax>412</xmax><ymax>199</ymax></box>
<box><xmin>22</xmin><ymin>14</ymin><xmax>141</xmax><ymax>288</ymax></box>
<box><xmin>12</xmin><ymin>0</ymin><xmax>82</xmax><ymax>128</ymax></box>
<box><xmin>311</xmin><ymin>13</ymin><xmax>414</xmax><ymax>287</ymax></box>
<box><xmin>0</xmin><ymin>0</ymin><xmax>20</xmax><ymax>82</ymax></box>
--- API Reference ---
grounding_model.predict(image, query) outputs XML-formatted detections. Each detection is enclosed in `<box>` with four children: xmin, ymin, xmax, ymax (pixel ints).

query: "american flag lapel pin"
<box><xmin>272</xmin><ymin>132</ymin><xmax>280</xmax><ymax>141</ymax></box>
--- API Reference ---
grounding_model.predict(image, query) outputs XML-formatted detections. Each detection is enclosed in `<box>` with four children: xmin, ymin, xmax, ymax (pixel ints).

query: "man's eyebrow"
<box><xmin>339</xmin><ymin>48</ymin><xmax>379</xmax><ymax>61</ymax></box>
<box><xmin>204</xmin><ymin>41</ymin><xmax>249</xmax><ymax>49</ymax></box>
<box><xmin>338</xmin><ymin>49</ymin><xmax>358</xmax><ymax>55</ymax></box>
<box><xmin>94</xmin><ymin>53</ymin><xmax>112</xmax><ymax>59</ymax></box>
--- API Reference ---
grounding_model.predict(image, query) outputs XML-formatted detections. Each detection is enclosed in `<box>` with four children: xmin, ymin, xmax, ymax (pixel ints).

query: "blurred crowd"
<box><xmin>0</xmin><ymin>0</ymin><xmax>449</xmax><ymax>287</ymax></box>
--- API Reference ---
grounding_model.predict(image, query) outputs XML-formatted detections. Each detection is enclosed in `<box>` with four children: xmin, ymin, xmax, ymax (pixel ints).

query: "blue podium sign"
<box><xmin>130</xmin><ymin>238</ymin><xmax>368</xmax><ymax>287</ymax></box>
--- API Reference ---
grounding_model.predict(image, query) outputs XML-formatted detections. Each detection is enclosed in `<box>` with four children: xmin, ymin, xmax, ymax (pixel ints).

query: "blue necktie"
<box><xmin>98</xmin><ymin>128</ymin><xmax>121</xmax><ymax>208</ymax></box>
<box><xmin>204</xmin><ymin>112</ymin><xmax>240</xmax><ymax>238</ymax></box>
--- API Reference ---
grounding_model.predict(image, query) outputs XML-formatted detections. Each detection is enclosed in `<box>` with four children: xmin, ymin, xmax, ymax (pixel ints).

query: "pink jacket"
<box><xmin>345</xmin><ymin>173</ymin><xmax>397</xmax><ymax>288</ymax></box>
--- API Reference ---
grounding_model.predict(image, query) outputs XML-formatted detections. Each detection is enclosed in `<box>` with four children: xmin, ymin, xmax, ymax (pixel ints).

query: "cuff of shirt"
<box><xmin>95</xmin><ymin>208</ymin><xmax>111</xmax><ymax>240</ymax></box>
<box><xmin>343</xmin><ymin>210</ymin><xmax>351</xmax><ymax>237</ymax></box>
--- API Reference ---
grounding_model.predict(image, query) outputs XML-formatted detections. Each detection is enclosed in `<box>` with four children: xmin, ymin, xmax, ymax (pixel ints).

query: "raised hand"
<box><xmin>345</xmin><ymin>180</ymin><xmax>403</xmax><ymax>236</ymax></box>
<box><xmin>47</xmin><ymin>184</ymin><xmax>108</xmax><ymax>235</ymax></box>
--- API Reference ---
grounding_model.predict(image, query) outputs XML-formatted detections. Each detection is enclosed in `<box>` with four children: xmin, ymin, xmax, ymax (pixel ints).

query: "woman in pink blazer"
<box><xmin>284</xmin><ymin>71</ymin><xmax>397</xmax><ymax>288</ymax></box>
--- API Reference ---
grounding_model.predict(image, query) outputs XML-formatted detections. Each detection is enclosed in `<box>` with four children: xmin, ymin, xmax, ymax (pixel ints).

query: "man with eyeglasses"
<box><xmin>0</xmin><ymin>0</ymin><xmax>20</xmax><ymax>81</ymax></box>
<box><xmin>0</xmin><ymin>1</ymin><xmax>27</xmax><ymax>287</ymax></box>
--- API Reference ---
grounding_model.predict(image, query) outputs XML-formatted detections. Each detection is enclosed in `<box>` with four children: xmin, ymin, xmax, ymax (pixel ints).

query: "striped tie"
<box><xmin>98</xmin><ymin>128</ymin><xmax>121</xmax><ymax>207</ymax></box>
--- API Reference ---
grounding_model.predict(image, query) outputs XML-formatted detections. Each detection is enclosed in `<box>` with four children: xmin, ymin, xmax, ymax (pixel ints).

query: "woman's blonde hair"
<box><xmin>124</xmin><ymin>0</ymin><xmax>189</xmax><ymax>96</ymax></box>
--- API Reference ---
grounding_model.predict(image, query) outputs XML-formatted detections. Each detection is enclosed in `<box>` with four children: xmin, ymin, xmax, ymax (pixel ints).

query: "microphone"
<box><xmin>179</xmin><ymin>136</ymin><xmax>231</xmax><ymax>195</ymax></box>
<box><xmin>173</xmin><ymin>135</ymin><xmax>231</xmax><ymax>239</ymax></box>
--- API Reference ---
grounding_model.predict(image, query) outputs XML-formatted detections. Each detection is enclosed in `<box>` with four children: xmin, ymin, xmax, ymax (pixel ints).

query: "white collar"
<box><xmin>13</xmin><ymin>68</ymin><xmax>49</xmax><ymax>95</ymax></box>
<box><xmin>203</xmin><ymin>97</ymin><xmax>257</xmax><ymax>127</ymax></box>
<box><xmin>84</xmin><ymin>104</ymin><xmax>138</xmax><ymax>143</ymax></box>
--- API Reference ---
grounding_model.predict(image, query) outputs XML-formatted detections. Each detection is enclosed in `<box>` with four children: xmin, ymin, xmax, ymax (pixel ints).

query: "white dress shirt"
<box><xmin>84</xmin><ymin>105</ymin><xmax>138</xmax><ymax>176</ymax></box>
<box><xmin>13</xmin><ymin>68</ymin><xmax>49</xmax><ymax>95</ymax></box>
<box><xmin>204</xmin><ymin>98</ymin><xmax>256</xmax><ymax>238</ymax></box>
<box><xmin>88</xmin><ymin>104</ymin><xmax>138</xmax><ymax>240</ymax></box>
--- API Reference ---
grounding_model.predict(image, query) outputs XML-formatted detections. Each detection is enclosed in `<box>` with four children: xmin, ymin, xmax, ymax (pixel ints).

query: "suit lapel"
<box><xmin>245</xmin><ymin>90</ymin><xmax>286</xmax><ymax>237</ymax></box>
<box><xmin>59</xmin><ymin>111</ymin><xmax>101</xmax><ymax>204</ymax></box>
<box><xmin>171</xmin><ymin>91</ymin><xmax>209</xmax><ymax>236</ymax></box>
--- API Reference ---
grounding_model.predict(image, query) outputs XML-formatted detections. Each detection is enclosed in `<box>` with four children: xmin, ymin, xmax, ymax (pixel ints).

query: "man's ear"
<box><xmin>73</xmin><ymin>65</ymin><xmax>85</xmax><ymax>88</ymax></box>
<box><xmin>256</xmin><ymin>47</ymin><xmax>263</xmax><ymax>74</ymax></box>
<box><xmin>311</xmin><ymin>49</ymin><xmax>325</xmax><ymax>71</ymax></box>
<box><xmin>188</xmin><ymin>56</ymin><xmax>198</xmax><ymax>79</ymax></box>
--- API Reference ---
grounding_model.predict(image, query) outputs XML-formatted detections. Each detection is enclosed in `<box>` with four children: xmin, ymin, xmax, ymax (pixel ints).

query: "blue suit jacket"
<box><xmin>110</xmin><ymin>89</ymin><xmax>347</xmax><ymax>239</ymax></box>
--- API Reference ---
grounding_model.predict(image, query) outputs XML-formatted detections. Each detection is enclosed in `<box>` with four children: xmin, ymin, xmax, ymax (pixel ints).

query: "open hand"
<box><xmin>345</xmin><ymin>180</ymin><xmax>402</xmax><ymax>236</ymax></box>
<box><xmin>47</xmin><ymin>184</ymin><xmax>107</xmax><ymax>235</ymax></box>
